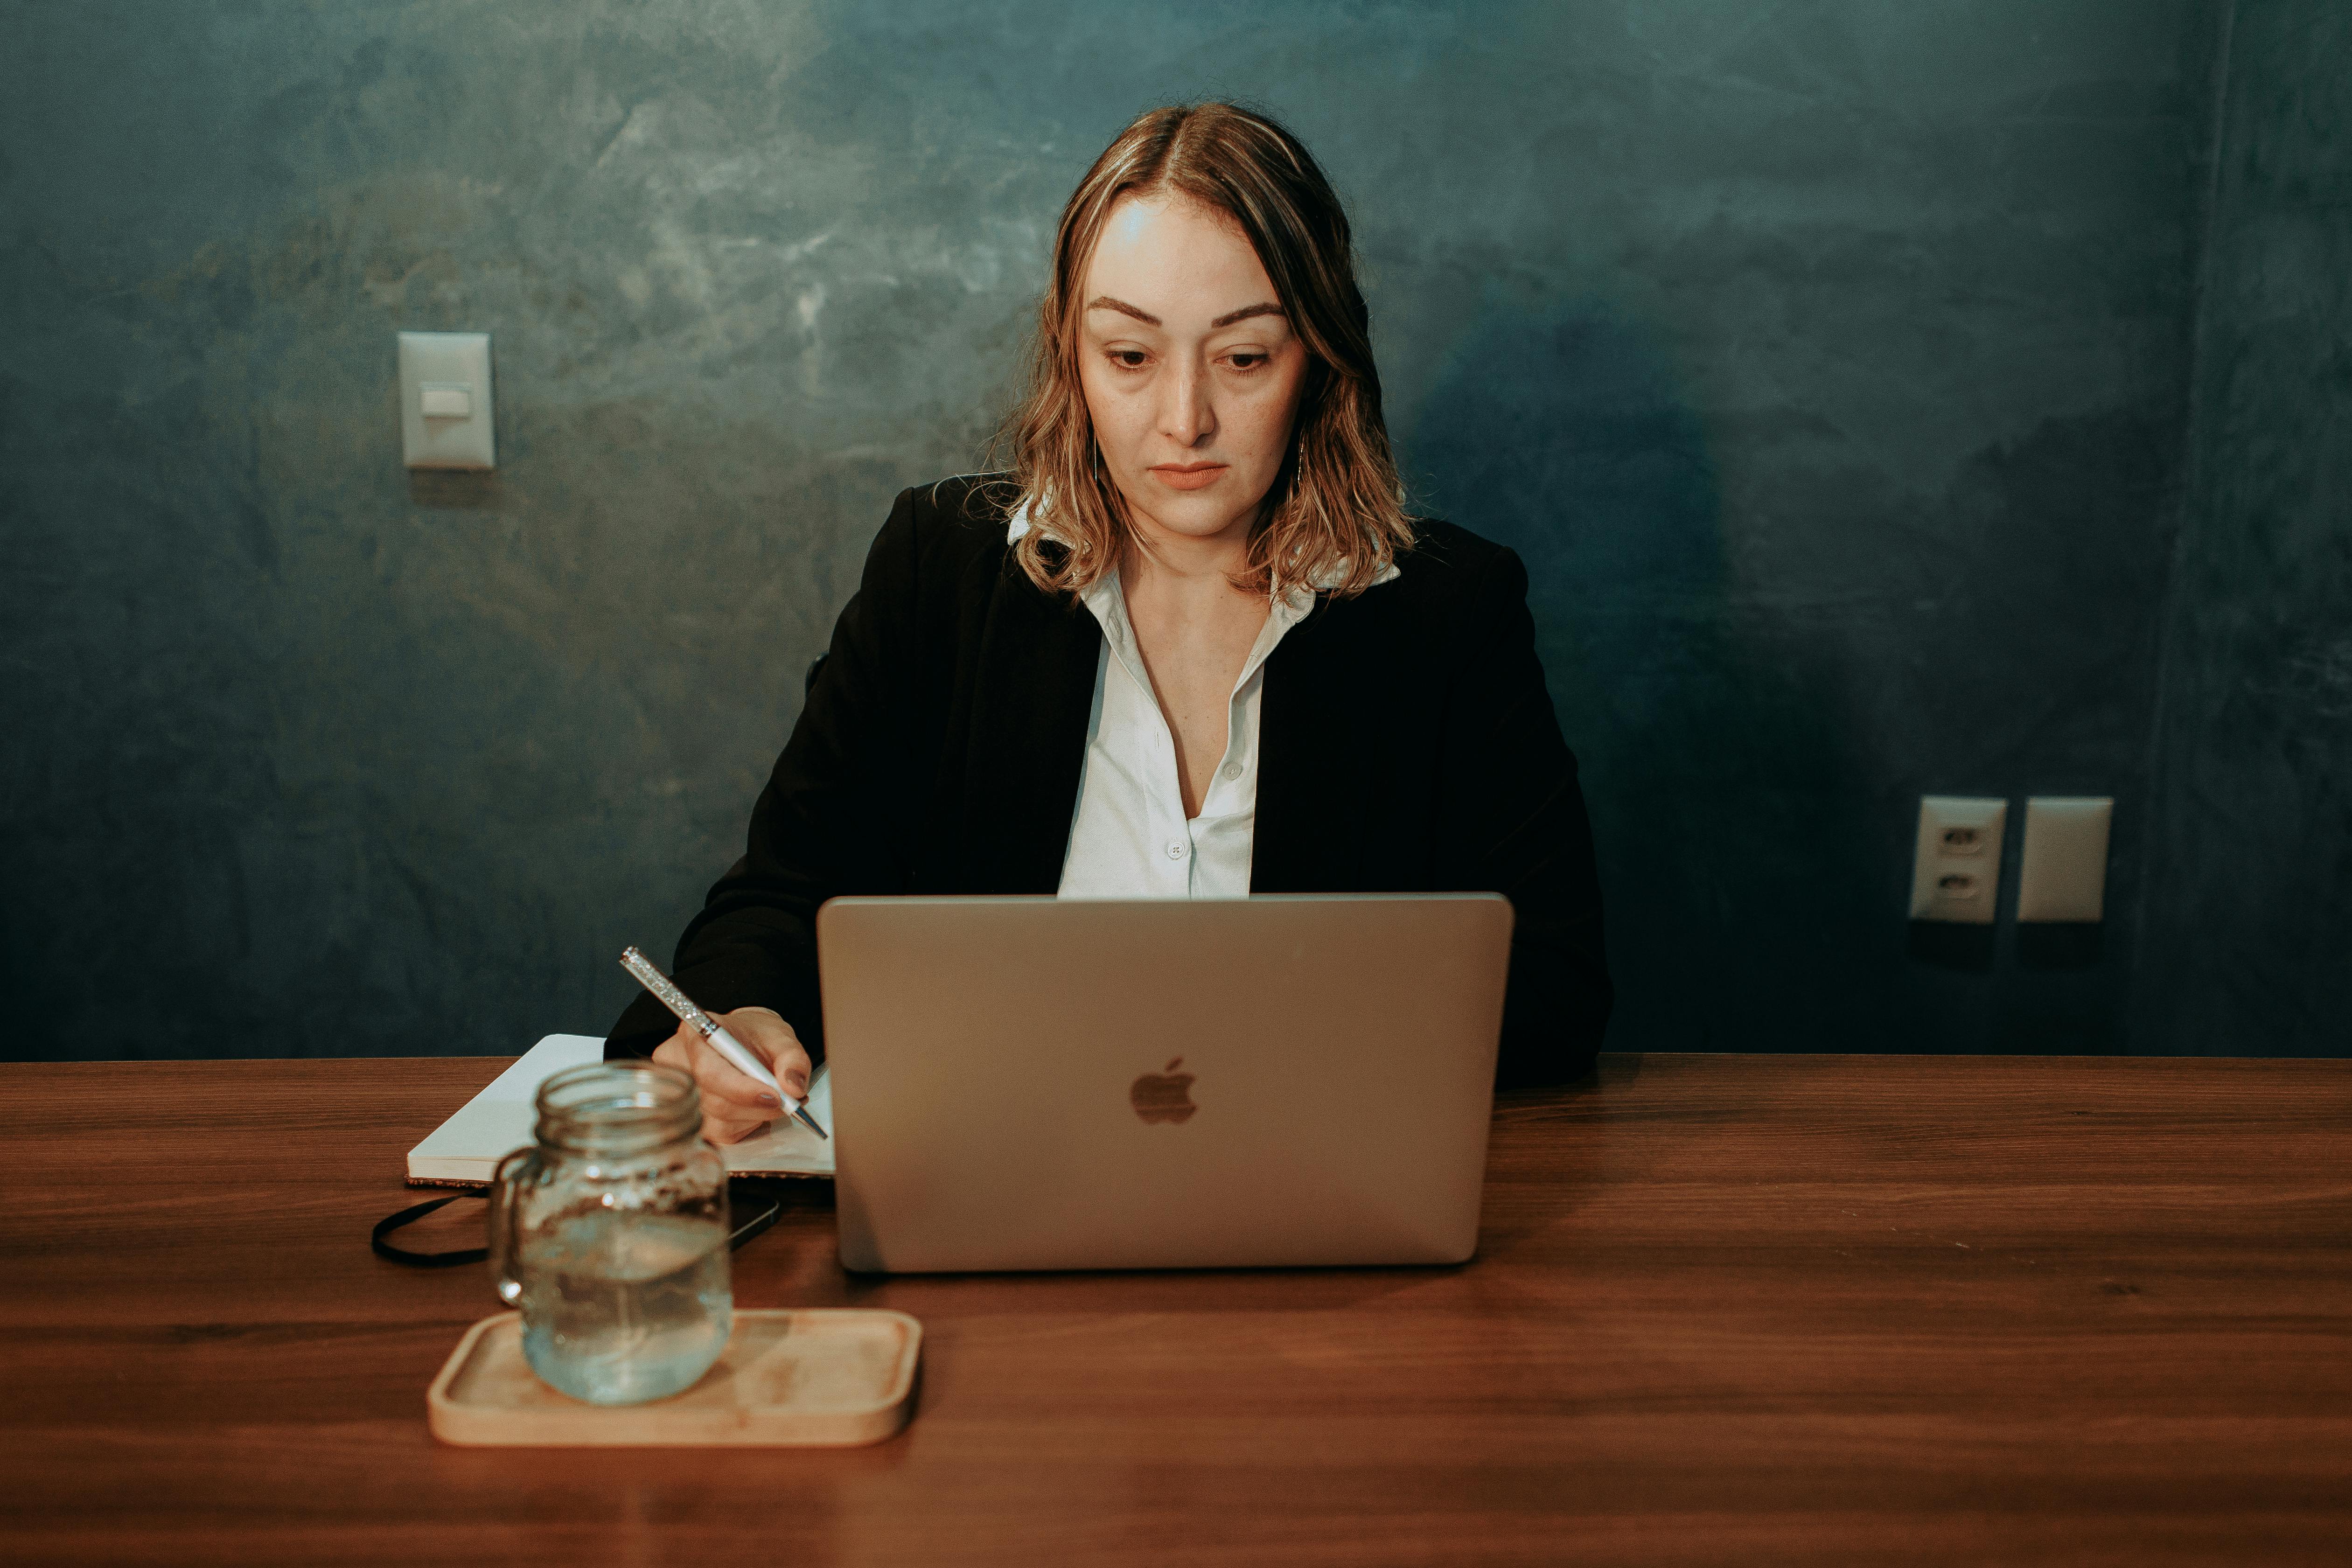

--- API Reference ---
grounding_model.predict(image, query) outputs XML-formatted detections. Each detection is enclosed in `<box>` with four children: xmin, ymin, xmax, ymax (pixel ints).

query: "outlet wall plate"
<box><xmin>1910</xmin><ymin>796</ymin><xmax>2007</xmax><ymax>924</ymax></box>
<box><xmin>398</xmin><ymin>331</ymin><xmax>495</xmax><ymax>470</ymax></box>
<box><xmin>2017</xmin><ymin>797</ymin><xmax>2113</xmax><ymax>923</ymax></box>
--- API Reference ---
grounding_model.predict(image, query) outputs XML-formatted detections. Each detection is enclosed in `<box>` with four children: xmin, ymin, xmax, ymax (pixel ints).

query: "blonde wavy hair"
<box><xmin>994</xmin><ymin>103</ymin><xmax>1413</xmax><ymax>600</ymax></box>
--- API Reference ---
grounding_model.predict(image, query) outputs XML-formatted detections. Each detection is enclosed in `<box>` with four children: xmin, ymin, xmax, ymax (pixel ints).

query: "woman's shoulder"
<box><xmin>1297</xmin><ymin>518</ymin><xmax>1529</xmax><ymax>664</ymax></box>
<box><xmin>908</xmin><ymin>472</ymin><xmax>1019</xmax><ymax>531</ymax></box>
<box><xmin>872</xmin><ymin>473</ymin><xmax>1023</xmax><ymax>577</ymax></box>
<box><xmin>898</xmin><ymin>474</ymin><xmax>1011</xmax><ymax>543</ymax></box>
<box><xmin>851</xmin><ymin>472</ymin><xmax>1025</xmax><ymax>594</ymax></box>
<box><xmin>1385</xmin><ymin>517</ymin><xmax>1529</xmax><ymax>605</ymax></box>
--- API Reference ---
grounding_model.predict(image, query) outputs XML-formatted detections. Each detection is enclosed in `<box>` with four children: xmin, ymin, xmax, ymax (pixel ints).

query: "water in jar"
<box><xmin>517</xmin><ymin>1211</ymin><xmax>732</xmax><ymax>1405</ymax></box>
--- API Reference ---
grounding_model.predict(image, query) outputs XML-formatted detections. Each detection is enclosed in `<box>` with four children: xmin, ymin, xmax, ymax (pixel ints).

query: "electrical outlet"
<box><xmin>1910</xmin><ymin>796</ymin><xmax>2006</xmax><ymax>924</ymax></box>
<box><xmin>2017</xmin><ymin>797</ymin><xmax>2113</xmax><ymax>922</ymax></box>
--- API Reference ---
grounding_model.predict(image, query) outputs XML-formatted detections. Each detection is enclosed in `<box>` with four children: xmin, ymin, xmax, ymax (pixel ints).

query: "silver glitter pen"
<box><xmin>619</xmin><ymin>946</ymin><xmax>828</xmax><ymax>1139</ymax></box>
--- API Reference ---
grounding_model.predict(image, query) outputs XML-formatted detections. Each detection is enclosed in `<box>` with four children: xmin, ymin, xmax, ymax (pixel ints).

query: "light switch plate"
<box><xmin>2017</xmin><ymin>797</ymin><xmax>2113</xmax><ymax>922</ymax></box>
<box><xmin>1910</xmin><ymin>796</ymin><xmax>2007</xmax><ymax>924</ymax></box>
<box><xmin>398</xmin><ymin>331</ymin><xmax>495</xmax><ymax>470</ymax></box>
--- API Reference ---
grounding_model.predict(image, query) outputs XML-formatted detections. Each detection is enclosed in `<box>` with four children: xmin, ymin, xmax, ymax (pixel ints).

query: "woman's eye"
<box><xmin>1226</xmin><ymin>352</ymin><xmax>1267</xmax><ymax>371</ymax></box>
<box><xmin>1108</xmin><ymin>349</ymin><xmax>1150</xmax><ymax>370</ymax></box>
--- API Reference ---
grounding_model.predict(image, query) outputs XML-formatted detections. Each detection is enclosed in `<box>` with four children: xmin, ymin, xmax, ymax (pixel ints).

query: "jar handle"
<box><xmin>485</xmin><ymin>1145</ymin><xmax>540</xmax><ymax>1306</ymax></box>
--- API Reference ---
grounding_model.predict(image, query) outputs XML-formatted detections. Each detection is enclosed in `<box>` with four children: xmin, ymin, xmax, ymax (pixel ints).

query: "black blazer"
<box><xmin>607</xmin><ymin>475</ymin><xmax>1612</xmax><ymax>1087</ymax></box>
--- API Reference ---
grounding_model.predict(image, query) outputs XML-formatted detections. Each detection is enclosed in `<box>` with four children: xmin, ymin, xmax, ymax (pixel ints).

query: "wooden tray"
<box><xmin>427</xmin><ymin>1309</ymin><xmax>921</xmax><ymax>1447</ymax></box>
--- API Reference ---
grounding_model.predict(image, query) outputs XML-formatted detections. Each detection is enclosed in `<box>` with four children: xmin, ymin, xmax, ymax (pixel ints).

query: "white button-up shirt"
<box><xmin>1006</xmin><ymin>505</ymin><xmax>1397</xmax><ymax>900</ymax></box>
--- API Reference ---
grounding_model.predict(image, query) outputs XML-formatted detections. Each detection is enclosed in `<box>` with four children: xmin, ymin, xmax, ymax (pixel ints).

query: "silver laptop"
<box><xmin>814</xmin><ymin>893</ymin><xmax>1513</xmax><ymax>1273</ymax></box>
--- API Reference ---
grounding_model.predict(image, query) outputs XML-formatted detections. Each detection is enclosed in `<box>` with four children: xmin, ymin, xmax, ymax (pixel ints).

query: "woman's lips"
<box><xmin>1150</xmin><ymin>464</ymin><xmax>1228</xmax><ymax>491</ymax></box>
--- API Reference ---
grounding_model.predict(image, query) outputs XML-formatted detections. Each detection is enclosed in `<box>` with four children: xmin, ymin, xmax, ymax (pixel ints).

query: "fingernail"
<box><xmin>757</xmin><ymin>1094</ymin><xmax>781</xmax><ymax>1108</ymax></box>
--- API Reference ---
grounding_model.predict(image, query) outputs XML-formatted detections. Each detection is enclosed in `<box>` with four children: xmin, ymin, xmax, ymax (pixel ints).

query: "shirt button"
<box><xmin>1166</xmin><ymin>841</ymin><xmax>1186</xmax><ymax>860</ymax></box>
<box><xmin>1220</xmin><ymin>762</ymin><xmax>1242</xmax><ymax>781</ymax></box>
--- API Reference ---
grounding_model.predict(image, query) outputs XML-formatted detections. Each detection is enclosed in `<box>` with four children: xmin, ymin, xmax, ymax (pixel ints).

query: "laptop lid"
<box><xmin>815</xmin><ymin>894</ymin><xmax>1512</xmax><ymax>1273</ymax></box>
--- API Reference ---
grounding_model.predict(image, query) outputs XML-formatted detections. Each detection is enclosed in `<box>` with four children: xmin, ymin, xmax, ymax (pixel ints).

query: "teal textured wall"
<box><xmin>2138</xmin><ymin>1</ymin><xmax>2352</xmax><ymax>1055</ymax></box>
<box><xmin>1</xmin><ymin>2</ymin><xmax>2272</xmax><ymax>1060</ymax></box>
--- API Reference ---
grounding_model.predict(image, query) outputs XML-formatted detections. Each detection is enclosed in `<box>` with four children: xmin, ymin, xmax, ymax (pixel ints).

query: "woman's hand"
<box><xmin>650</xmin><ymin>1006</ymin><xmax>813</xmax><ymax>1146</ymax></box>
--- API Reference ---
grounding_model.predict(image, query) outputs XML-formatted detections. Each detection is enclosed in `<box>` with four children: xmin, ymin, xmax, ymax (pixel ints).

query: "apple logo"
<box><xmin>1130</xmin><ymin>1057</ymin><xmax>1198</xmax><ymax>1124</ymax></box>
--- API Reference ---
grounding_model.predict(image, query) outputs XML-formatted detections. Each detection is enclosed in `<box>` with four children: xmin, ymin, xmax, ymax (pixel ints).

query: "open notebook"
<box><xmin>405</xmin><ymin>1033</ymin><xmax>835</xmax><ymax>1187</ymax></box>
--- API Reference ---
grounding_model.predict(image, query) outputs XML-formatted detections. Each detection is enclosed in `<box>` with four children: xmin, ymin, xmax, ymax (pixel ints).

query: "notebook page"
<box><xmin>406</xmin><ymin>1033</ymin><xmax>836</xmax><ymax>1183</ymax></box>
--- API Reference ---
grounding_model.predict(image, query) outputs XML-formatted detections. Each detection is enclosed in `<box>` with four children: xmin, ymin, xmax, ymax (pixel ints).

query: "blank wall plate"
<box><xmin>2017</xmin><ymin>797</ymin><xmax>2113</xmax><ymax>923</ymax></box>
<box><xmin>1910</xmin><ymin>796</ymin><xmax>2007</xmax><ymax>924</ymax></box>
<box><xmin>398</xmin><ymin>330</ymin><xmax>495</xmax><ymax>470</ymax></box>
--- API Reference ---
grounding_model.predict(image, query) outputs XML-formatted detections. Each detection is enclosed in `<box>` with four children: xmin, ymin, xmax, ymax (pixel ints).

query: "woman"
<box><xmin>607</xmin><ymin>103</ymin><xmax>1611</xmax><ymax>1142</ymax></box>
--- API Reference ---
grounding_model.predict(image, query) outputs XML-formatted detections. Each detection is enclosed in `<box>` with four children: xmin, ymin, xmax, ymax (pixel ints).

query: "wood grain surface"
<box><xmin>2</xmin><ymin>1052</ymin><xmax>2346</xmax><ymax>1566</ymax></box>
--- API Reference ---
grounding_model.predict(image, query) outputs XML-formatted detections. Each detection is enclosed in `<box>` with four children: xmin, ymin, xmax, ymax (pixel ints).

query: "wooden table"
<box><xmin>3</xmin><ymin>1053</ymin><xmax>2347</xmax><ymax>1566</ymax></box>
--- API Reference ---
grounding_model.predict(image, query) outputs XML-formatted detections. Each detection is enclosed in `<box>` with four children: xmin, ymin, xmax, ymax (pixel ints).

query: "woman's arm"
<box><xmin>1433</xmin><ymin>545</ymin><xmax>1613</xmax><ymax>1087</ymax></box>
<box><xmin>605</xmin><ymin>487</ymin><xmax>925</xmax><ymax>1065</ymax></box>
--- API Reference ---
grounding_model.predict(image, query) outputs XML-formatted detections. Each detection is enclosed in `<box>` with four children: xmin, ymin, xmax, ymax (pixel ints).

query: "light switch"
<box><xmin>1909</xmin><ymin>796</ymin><xmax>2006</xmax><ymax>924</ymax></box>
<box><xmin>419</xmin><ymin>383</ymin><xmax>473</xmax><ymax>418</ymax></box>
<box><xmin>398</xmin><ymin>331</ymin><xmax>495</xmax><ymax>470</ymax></box>
<box><xmin>2017</xmin><ymin>797</ymin><xmax>2113</xmax><ymax>922</ymax></box>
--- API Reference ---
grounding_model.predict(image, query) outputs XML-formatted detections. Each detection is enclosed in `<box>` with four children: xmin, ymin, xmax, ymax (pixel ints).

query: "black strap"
<box><xmin>370</xmin><ymin>1181</ymin><xmax>789</xmax><ymax>1269</ymax></box>
<box><xmin>372</xmin><ymin>1193</ymin><xmax>486</xmax><ymax>1267</ymax></box>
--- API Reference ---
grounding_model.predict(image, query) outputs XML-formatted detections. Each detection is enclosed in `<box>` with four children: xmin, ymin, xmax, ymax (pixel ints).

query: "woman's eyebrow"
<box><xmin>1087</xmin><ymin>296</ymin><xmax>1161</xmax><ymax>325</ymax></box>
<box><xmin>1083</xmin><ymin>297</ymin><xmax>1287</xmax><ymax>329</ymax></box>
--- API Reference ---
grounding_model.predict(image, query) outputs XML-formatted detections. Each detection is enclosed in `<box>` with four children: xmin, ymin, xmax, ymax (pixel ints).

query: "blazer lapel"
<box><xmin>957</xmin><ymin>561</ymin><xmax>1101</xmax><ymax>893</ymax></box>
<box><xmin>1252</xmin><ymin>600</ymin><xmax>1369</xmax><ymax>893</ymax></box>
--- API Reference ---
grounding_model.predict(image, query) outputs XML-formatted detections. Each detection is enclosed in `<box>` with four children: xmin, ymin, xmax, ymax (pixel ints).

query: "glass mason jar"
<box><xmin>486</xmin><ymin>1060</ymin><xmax>733</xmax><ymax>1405</ymax></box>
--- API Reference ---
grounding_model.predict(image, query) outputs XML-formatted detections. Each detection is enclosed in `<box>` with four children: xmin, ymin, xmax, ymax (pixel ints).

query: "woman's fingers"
<box><xmin>721</xmin><ymin>1007</ymin><xmax>814</xmax><ymax>1099</ymax></box>
<box><xmin>644</xmin><ymin>1009</ymin><xmax>812</xmax><ymax>1147</ymax></box>
<box><xmin>653</xmin><ymin>1025</ymin><xmax>774</xmax><ymax>1145</ymax></box>
<box><xmin>691</xmin><ymin>1027</ymin><xmax>783</xmax><ymax>1110</ymax></box>
<box><xmin>649</xmin><ymin>1031</ymin><xmax>695</xmax><ymax>1081</ymax></box>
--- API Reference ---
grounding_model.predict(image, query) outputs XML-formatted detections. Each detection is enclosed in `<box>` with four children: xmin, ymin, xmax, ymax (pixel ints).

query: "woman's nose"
<box><xmin>1158</xmin><ymin>358</ymin><xmax>1216</xmax><ymax>448</ymax></box>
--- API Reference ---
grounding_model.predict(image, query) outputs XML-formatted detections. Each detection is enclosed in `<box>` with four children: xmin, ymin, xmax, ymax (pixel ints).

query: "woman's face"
<box><xmin>1076</xmin><ymin>191</ymin><xmax>1311</xmax><ymax>555</ymax></box>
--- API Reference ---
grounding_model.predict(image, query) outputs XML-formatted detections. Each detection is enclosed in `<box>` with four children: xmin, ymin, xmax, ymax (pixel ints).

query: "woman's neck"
<box><xmin>1116</xmin><ymin>507</ymin><xmax>1275</xmax><ymax>822</ymax></box>
<box><xmin>1120</xmin><ymin>506</ymin><xmax>1260</xmax><ymax>611</ymax></box>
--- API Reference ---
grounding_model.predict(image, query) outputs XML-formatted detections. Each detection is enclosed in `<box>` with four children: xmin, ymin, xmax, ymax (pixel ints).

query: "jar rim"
<box><xmin>533</xmin><ymin>1059</ymin><xmax>703</xmax><ymax>1155</ymax></box>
